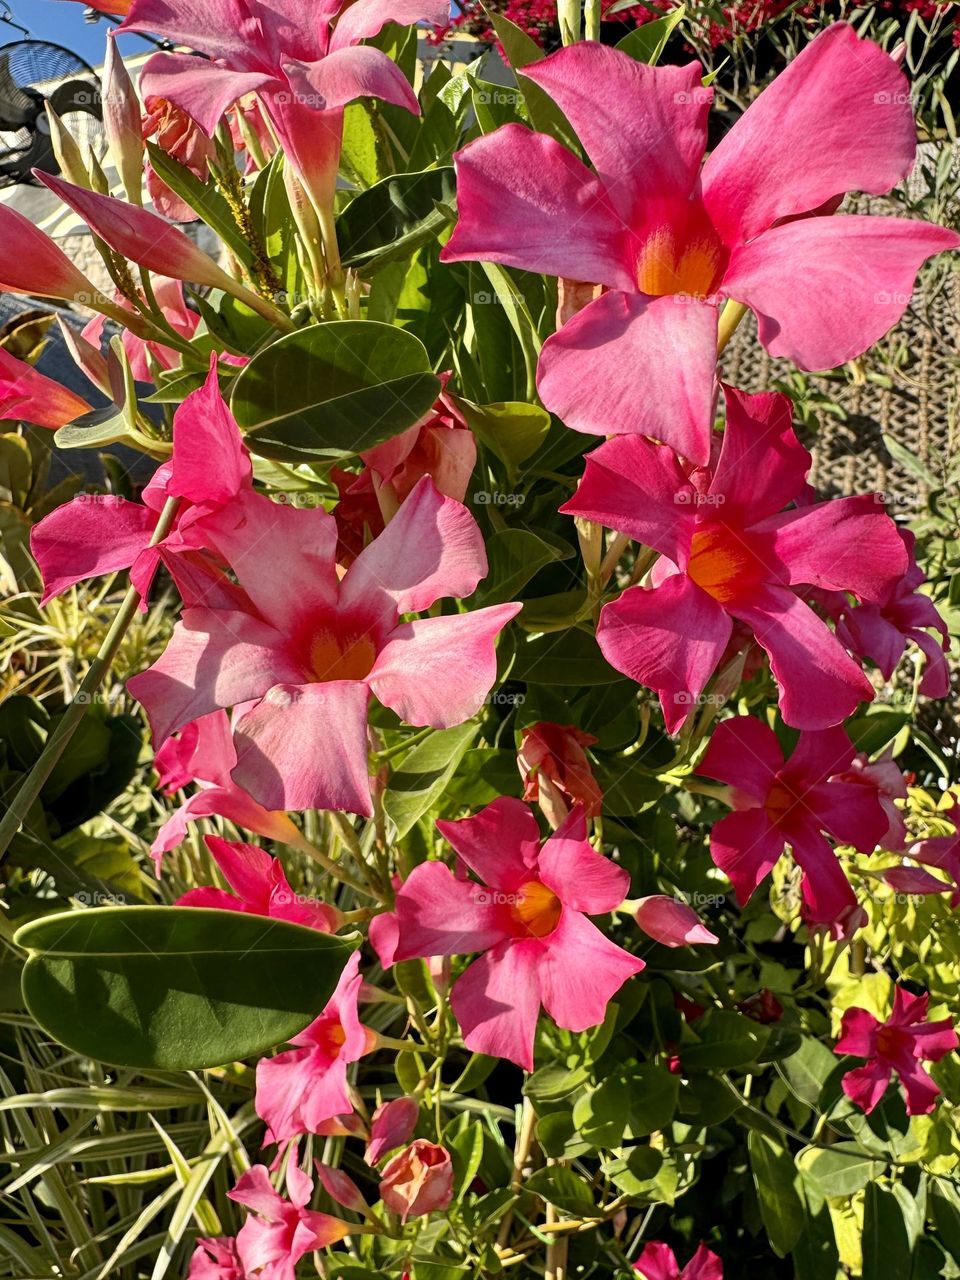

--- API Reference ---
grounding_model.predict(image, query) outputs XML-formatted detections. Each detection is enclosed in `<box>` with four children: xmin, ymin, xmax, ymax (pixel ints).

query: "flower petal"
<box><xmin>538</xmin><ymin>910</ymin><xmax>643</xmax><ymax>1032</ymax></box>
<box><xmin>732</xmin><ymin>586</ymin><xmax>874</xmax><ymax>729</ymax></box>
<box><xmin>696</xmin><ymin>715</ymin><xmax>783</xmax><ymax>801</ymax></box>
<box><xmin>560</xmin><ymin>434</ymin><xmax>695</xmax><ymax>564</ymax></box>
<box><xmin>368</xmin><ymin>604</ymin><xmax>520</xmax><ymax>727</ymax></box>
<box><xmin>724</xmin><ymin>215</ymin><xmax>960</xmax><ymax>370</ymax></box>
<box><xmin>440</xmin><ymin>124</ymin><xmax>633</xmax><ymax>290</ymax></box>
<box><xmin>538</xmin><ymin>821</ymin><xmax>630</xmax><ymax>915</ymax></box>
<box><xmin>437</xmin><ymin>796</ymin><xmax>541</xmax><ymax>888</ymax></box>
<box><xmin>537</xmin><ymin>291</ymin><xmax>719</xmax><ymax>464</ymax></box>
<box><xmin>232</xmin><ymin>681</ymin><xmax>373</xmax><ymax>815</ymax></box>
<box><xmin>392</xmin><ymin>860</ymin><xmax>510</xmax><ymax>959</ymax></box>
<box><xmin>139</xmin><ymin>52</ymin><xmax>273</xmax><ymax>136</ymax></box>
<box><xmin>598</xmin><ymin>576</ymin><xmax>732</xmax><ymax>734</ymax></box>
<box><xmin>709</xmin><ymin>808</ymin><xmax>783</xmax><ymax>904</ymax></box>
<box><xmin>523</xmin><ymin>45</ymin><xmax>710</xmax><ymax>224</ymax></box>
<box><xmin>450</xmin><ymin>940</ymin><xmax>543</xmax><ymax>1071</ymax></box>
<box><xmin>30</xmin><ymin>496</ymin><xmax>158</xmax><ymax>604</ymax></box>
<box><xmin>711</xmin><ymin>385</ymin><xmax>809</xmax><ymax>522</ymax></box>
<box><xmin>702</xmin><ymin>23</ymin><xmax>917</xmax><ymax>245</ymax></box>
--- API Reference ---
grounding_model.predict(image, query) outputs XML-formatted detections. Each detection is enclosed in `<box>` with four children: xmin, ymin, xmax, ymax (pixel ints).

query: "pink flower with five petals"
<box><xmin>634</xmin><ymin>1240</ymin><xmax>723</xmax><ymax>1279</ymax></box>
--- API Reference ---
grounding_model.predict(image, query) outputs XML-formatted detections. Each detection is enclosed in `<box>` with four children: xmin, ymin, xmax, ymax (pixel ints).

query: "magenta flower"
<box><xmin>30</xmin><ymin>356</ymin><xmax>251</xmax><ymax>607</ymax></box>
<box><xmin>176</xmin><ymin>835</ymin><xmax>341</xmax><ymax>931</ymax></box>
<box><xmin>150</xmin><ymin>711</ymin><xmax>302</xmax><ymax>869</ymax></box>
<box><xmin>883</xmin><ymin>794</ymin><xmax>960</xmax><ymax>903</ymax></box>
<box><xmin>390</xmin><ymin>799</ymin><xmax>644</xmax><ymax>1070</ymax></box>
<box><xmin>119</xmin><ymin>0</ymin><xmax>445</xmax><ymax>215</ymax></box>
<box><xmin>634</xmin><ymin>1240</ymin><xmax>722</xmax><ymax>1279</ymax></box>
<box><xmin>128</xmin><ymin>476</ymin><xmax>520</xmax><ymax>816</ymax></box>
<box><xmin>836</xmin><ymin>529</ymin><xmax>951</xmax><ymax>699</ymax></box>
<box><xmin>441</xmin><ymin>26</ymin><xmax>959</xmax><ymax>463</ymax></box>
<box><xmin>0</xmin><ymin>346</ymin><xmax>91</xmax><ymax>430</ymax></box>
<box><xmin>187</xmin><ymin>1236</ymin><xmax>244</xmax><ymax>1280</ymax></box>
<box><xmin>695</xmin><ymin>716</ymin><xmax>892</xmax><ymax>922</ymax></box>
<box><xmin>828</xmin><ymin>750</ymin><xmax>908</xmax><ymax>852</ymax></box>
<box><xmin>835</xmin><ymin>986</ymin><xmax>958</xmax><ymax>1115</ymax></box>
<box><xmin>561</xmin><ymin>384</ymin><xmax>906</xmax><ymax>731</ymax></box>
<box><xmin>255</xmin><ymin>952</ymin><xmax>376</xmax><ymax>1146</ymax></box>
<box><xmin>229</xmin><ymin>1164</ymin><xmax>349</xmax><ymax>1280</ymax></box>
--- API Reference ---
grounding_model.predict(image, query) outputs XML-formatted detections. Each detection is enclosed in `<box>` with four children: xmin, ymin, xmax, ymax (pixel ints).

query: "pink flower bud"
<box><xmin>103</xmin><ymin>34</ymin><xmax>145</xmax><ymax>205</ymax></box>
<box><xmin>0</xmin><ymin>346</ymin><xmax>91</xmax><ymax>430</ymax></box>
<box><xmin>631</xmin><ymin>895</ymin><xmax>719</xmax><ymax>948</ymax></box>
<box><xmin>315</xmin><ymin>1162</ymin><xmax>368</xmax><ymax>1213</ymax></box>
<box><xmin>0</xmin><ymin>203</ymin><xmax>101</xmax><ymax>304</ymax></box>
<box><xmin>379</xmin><ymin>1140</ymin><xmax>453</xmax><ymax>1222</ymax></box>
<box><xmin>37</xmin><ymin>172</ymin><xmax>233</xmax><ymax>291</ymax></box>
<box><xmin>365</xmin><ymin>1096</ymin><xmax>419</xmax><ymax>1166</ymax></box>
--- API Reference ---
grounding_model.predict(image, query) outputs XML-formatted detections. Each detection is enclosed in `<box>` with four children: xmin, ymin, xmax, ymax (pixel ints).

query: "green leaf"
<box><xmin>231</xmin><ymin>322</ymin><xmax>441</xmax><ymax>462</ymax></box>
<box><xmin>512</xmin><ymin>629</ymin><xmax>623</xmax><ymax>686</ymax></box>
<box><xmin>525</xmin><ymin>1165</ymin><xmax>595</xmax><ymax>1215</ymax></box>
<box><xmin>681</xmin><ymin>1009</ymin><xmax>771</xmax><ymax>1069</ymax></box>
<box><xmin>15</xmin><ymin>907</ymin><xmax>357</xmax><ymax>1069</ymax></box>
<box><xmin>748</xmin><ymin>1131</ymin><xmax>805</xmax><ymax>1257</ymax></box>
<box><xmin>779</xmin><ymin>1036</ymin><xmax>838</xmax><ymax>1108</ymax></box>
<box><xmin>384</xmin><ymin>722</ymin><xmax>478</xmax><ymax>838</ymax></box>
<box><xmin>615</xmin><ymin>5</ymin><xmax>686</xmax><ymax>63</ymax></box>
<box><xmin>573</xmin><ymin>1063</ymin><xmax>679</xmax><ymax>1147</ymax></box>
<box><xmin>797</xmin><ymin>1143</ymin><xmax>886</xmax><ymax>1199</ymax></box>
<box><xmin>487</xmin><ymin>9</ymin><xmax>576</xmax><ymax>146</ymax></box>
<box><xmin>862</xmin><ymin>1182</ymin><xmax>914</xmax><ymax>1278</ymax></box>
<box><xmin>475</xmin><ymin>529</ymin><xmax>571</xmax><ymax>606</ymax></box>
<box><xmin>337</xmin><ymin>167</ymin><xmax>455</xmax><ymax>275</ymax></box>
<box><xmin>456</xmin><ymin>397</ymin><xmax>552</xmax><ymax>473</ymax></box>
<box><xmin>447</xmin><ymin>1120</ymin><xmax>484</xmax><ymax>1202</ymax></box>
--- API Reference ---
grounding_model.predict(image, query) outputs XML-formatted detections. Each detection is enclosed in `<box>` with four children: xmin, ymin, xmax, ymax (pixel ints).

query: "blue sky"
<box><xmin>2</xmin><ymin>1</ymin><xmax>153</xmax><ymax>68</ymax></box>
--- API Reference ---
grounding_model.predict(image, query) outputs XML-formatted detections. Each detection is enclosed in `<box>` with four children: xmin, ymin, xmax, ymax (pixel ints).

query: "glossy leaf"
<box><xmin>337</xmin><ymin>167</ymin><xmax>455</xmax><ymax>275</ymax></box>
<box><xmin>231</xmin><ymin>321</ymin><xmax>441</xmax><ymax>462</ymax></box>
<box><xmin>15</xmin><ymin>907</ymin><xmax>357</xmax><ymax>1069</ymax></box>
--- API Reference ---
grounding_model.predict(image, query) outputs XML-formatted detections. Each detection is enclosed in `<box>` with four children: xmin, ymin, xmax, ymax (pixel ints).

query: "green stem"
<box><xmin>0</xmin><ymin>496</ymin><xmax>182</xmax><ymax>862</ymax></box>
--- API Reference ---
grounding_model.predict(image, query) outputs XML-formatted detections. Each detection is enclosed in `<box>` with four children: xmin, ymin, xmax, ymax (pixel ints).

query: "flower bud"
<box><xmin>628</xmin><ymin>895</ymin><xmax>719</xmax><ymax>948</ymax></box>
<box><xmin>315</xmin><ymin>1162</ymin><xmax>369</xmax><ymax>1214</ymax></box>
<box><xmin>379</xmin><ymin>1140</ymin><xmax>453</xmax><ymax>1222</ymax></box>
<box><xmin>0</xmin><ymin>203</ymin><xmax>102</xmax><ymax>304</ymax></box>
<box><xmin>365</xmin><ymin>1096</ymin><xmax>419</xmax><ymax>1166</ymax></box>
<box><xmin>103</xmin><ymin>33</ymin><xmax>145</xmax><ymax>205</ymax></box>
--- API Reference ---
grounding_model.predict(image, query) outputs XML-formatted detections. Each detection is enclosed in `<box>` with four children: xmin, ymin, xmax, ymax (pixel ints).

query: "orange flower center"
<box><xmin>764</xmin><ymin>778</ymin><xmax>800</xmax><ymax>826</ymax></box>
<box><xmin>687</xmin><ymin>524</ymin><xmax>765</xmax><ymax>606</ymax></box>
<box><xmin>511</xmin><ymin>880</ymin><xmax>562</xmax><ymax>938</ymax></box>
<box><xmin>635</xmin><ymin>201</ymin><xmax>725</xmax><ymax>299</ymax></box>
<box><xmin>876</xmin><ymin>1025</ymin><xmax>908</xmax><ymax>1058</ymax></box>
<box><xmin>309</xmin><ymin>629</ymin><xmax>377</xmax><ymax>683</ymax></box>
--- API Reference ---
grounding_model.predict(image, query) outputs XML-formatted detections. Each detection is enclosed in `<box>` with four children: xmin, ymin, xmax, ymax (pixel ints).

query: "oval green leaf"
<box><xmin>230</xmin><ymin>321</ymin><xmax>441</xmax><ymax>462</ymax></box>
<box><xmin>15</xmin><ymin>906</ymin><xmax>357</xmax><ymax>1070</ymax></box>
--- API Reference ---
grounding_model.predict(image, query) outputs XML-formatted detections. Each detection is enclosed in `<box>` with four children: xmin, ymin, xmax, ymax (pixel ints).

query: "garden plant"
<box><xmin>0</xmin><ymin>0</ymin><xmax>959</xmax><ymax>1277</ymax></box>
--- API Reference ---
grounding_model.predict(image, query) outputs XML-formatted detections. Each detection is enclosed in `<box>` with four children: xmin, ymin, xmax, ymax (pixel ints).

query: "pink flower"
<box><xmin>0</xmin><ymin>346</ymin><xmax>90</xmax><ymax>429</ymax></box>
<box><xmin>695</xmin><ymin>716</ymin><xmax>892</xmax><ymax>923</ymax></box>
<box><xmin>883</xmin><ymin>794</ymin><xmax>960</xmax><ymax>903</ymax></box>
<box><xmin>629</xmin><ymin>896</ymin><xmax>718</xmax><ymax>948</ymax></box>
<box><xmin>634</xmin><ymin>1240</ymin><xmax>723</xmax><ymax>1279</ymax></box>
<box><xmin>379</xmin><ymin>1140</ymin><xmax>454</xmax><ymax>1221</ymax></box>
<box><xmin>561</xmin><ymin>384</ymin><xmax>906</xmax><ymax>731</ymax></box>
<box><xmin>150</xmin><ymin>711</ymin><xmax>302</xmax><ymax>869</ymax></box>
<box><xmin>127</xmin><ymin>476</ymin><xmax>520</xmax><ymax>816</ymax></box>
<box><xmin>255</xmin><ymin>952</ymin><xmax>377</xmax><ymax>1146</ymax></box>
<box><xmin>829</xmin><ymin>750</ymin><xmax>908</xmax><ymax>851</ymax></box>
<box><xmin>30</xmin><ymin>356</ymin><xmax>251</xmax><ymax>608</ymax></box>
<box><xmin>390</xmin><ymin>799</ymin><xmax>644</xmax><ymax>1070</ymax></box>
<box><xmin>176</xmin><ymin>835</ymin><xmax>341</xmax><ymax>931</ymax></box>
<box><xmin>836</xmin><ymin>529</ymin><xmax>951</xmax><ymax>699</ymax></box>
<box><xmin>142</xmin><ymin>94</ymin><xmax>217</xmax><ymax>221</ymax></box>
<box><xmin>365</xmin><ymin>1096</ymin><xmax>419</xmax><ymax>1166</ymax></box>
<box><xmin>441</xmin><ymin>26</ymin><xmax>960</xmax><ymax>463</ymax></box>
<box><xmin>188</xmin><ymin>1236</ymin><xmax>244</xmax><ymax>1280</ymax></box>
<box><xmin>120</xmin><ymin>0</ymin><xmax>446</xmax><ymax>216</ymax></box>
<box><xmin>835</xmin><ymin>986</ymin><xmax>958</xmax><ymax>1115</ymax></box>
<box><xmin>314</xmin><ymin>1162</ymin><xmax>369</xmax><ymax>1213</ymax></box>
<box><xmin>229</xmin><ymin>1164</ymin><xmax>349</xmax><ymax>1280</ymax></box>
<box><xmin>517</xmin><ymin>721</ymin><xmax>603</xmax><ymax>824</ymax></box>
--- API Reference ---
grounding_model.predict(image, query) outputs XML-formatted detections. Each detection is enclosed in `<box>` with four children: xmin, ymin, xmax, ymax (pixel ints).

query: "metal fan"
<box><xmin>0</xmin><ymin>35</ymin><xmax>105</xmax><ymax>185</ymax></box>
